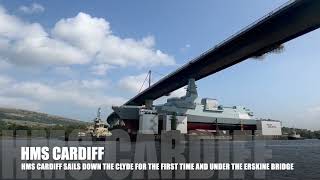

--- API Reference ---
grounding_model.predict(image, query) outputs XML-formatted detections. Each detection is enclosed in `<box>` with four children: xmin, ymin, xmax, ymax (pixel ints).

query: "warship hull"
<box><xmin>112</xmin><ymin>114</ymin><xmax>259</xmax><ymax>135</ymax></box>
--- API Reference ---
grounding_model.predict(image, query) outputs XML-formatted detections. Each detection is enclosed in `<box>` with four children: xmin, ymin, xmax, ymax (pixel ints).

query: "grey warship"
<box><xmin>108</xmin><ymin>79</ymin><xmax>280</xmax><ymax>136</ymax></box>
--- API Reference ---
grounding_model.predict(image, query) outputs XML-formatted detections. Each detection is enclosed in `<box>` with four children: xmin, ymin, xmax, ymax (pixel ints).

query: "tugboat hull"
<box><xmin>288</xmin><ymin>136</ymin><xmax>305</xmax><ymax>140</ymax></box>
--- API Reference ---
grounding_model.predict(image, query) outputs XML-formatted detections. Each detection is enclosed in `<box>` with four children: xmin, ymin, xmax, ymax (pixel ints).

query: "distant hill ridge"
<box><xmin>0</xmin><ymin>107</ymin><xmax>87</xmax><ymax>127</ymax></box>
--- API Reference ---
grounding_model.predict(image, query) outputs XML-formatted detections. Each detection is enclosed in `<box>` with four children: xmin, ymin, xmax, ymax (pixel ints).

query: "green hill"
<box><xmin>0</xmin><ymin>107</ymin><xmax>89</xmax><ymax>137</ymax></box>
<box><xmin>0</xmin><ymin>107</ymin><xmax>87</xmax><ymax>127</ymax></box>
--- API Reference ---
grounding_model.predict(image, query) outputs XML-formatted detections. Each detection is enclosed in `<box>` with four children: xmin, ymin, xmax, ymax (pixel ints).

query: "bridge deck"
<box><xmin>125</xmin><ymin>0</ymin><xmax>320</xmax><ymax>106</ymax></box>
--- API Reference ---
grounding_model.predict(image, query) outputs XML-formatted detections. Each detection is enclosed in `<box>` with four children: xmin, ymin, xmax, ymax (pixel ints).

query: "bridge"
<box><xmin>125</xmin><ymin>0</ymin><xmax>320</xmax><ymax>106</ymax></box>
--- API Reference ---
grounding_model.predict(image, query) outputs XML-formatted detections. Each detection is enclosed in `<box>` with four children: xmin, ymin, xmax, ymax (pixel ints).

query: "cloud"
<box><xmin>19</xmin><ymin>3</ymin><xmax>45</xmax><ymax>14</ymax></box>
<box><xmin>307</xmin><ymin>106</ymin><xmax>320</xmax><ymax>114</ymax></box>
<box><xmin>52</xmin><ymin>12</ymin><xmax>111</xmax><ymax>55</ymax></box>
<box><xmin>0</xmin><ymin>74</ymin><xmax>12</xmax><ymax>86</ymax></box>
<box><xmin>52</xmin><ymin>12</ymin><xmax>175</xmax><ymax>68</ymax></box>
<box><xmin>0</xmin><ymin>5</ymin><xmax>176</xmax><ymax>117</ymax></box>
<box><xmin>180</xmin><ymin>44</ymin><xmax>191</xmax><ymax>52</ymax></box>
<box><xmin>0</xmin><ymin>59</ymin><xmax>11</xmax><ymax>69</ymax></box>
<box><xmin>0</xmin><ymin>76</ymin><xmax>125</xmax><ymax>110</ymax></box>
<box><xmin>0</xmin><ymin>6</ymin><xmax>174</xmax><ymax>70</ymax></box>
<box><xmin>169</xmin><ymin>87</ymin><xmax>186</xmax><ymax>98</ymax></box>
<box><xmin>57</xmin><ymin>79</ymin><xmax>109</xmax><ymax>90</ymax></box>
<box><xmin>0</xmin><ymin>6</ymin><xmax>89</xmax><ymax>66</ymax></box>
<box><xmin>118</xmin><ymin>73</ymin><xmax>149</xmax><ymax>93</ymax></box>
<box><xmin>90</xmin><ymin>64</ymin><xmax>112</xmax><ymax>75</ymax></box>
<box><xmin>0</xmin><ymin>96</ymin><xmax>40</xmax><ymax>111</ymax></box>
<box><xmin>118</xmin><ymin>73</ymin><xmax>186</xmax><ymax>98</ymax></box>
<box><xmin>289</xmin><ymin>106</ymin><xmax>320</xmax><ymax>130</ymax></box>
<box><xmin>0</xmin><ymin>75</ymin><xmax>40</xmax><ymax>110</ymax></box>
<box><xmin>53</xmin><ymin>66</ymin><xmax>73</xmax><ymax>75</ymax></box>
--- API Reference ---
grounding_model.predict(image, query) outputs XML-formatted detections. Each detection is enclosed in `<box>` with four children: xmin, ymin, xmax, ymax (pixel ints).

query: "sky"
<box><xmin>0</xmin><ymin>0</ymin><xmax>319</xmax><ymax>130</ymax></box>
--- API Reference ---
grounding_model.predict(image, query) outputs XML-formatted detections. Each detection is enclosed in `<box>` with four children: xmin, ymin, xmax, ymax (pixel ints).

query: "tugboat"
<box><xmin>84</xmin><ymin>108</ymin><xmax>112</xmax><ymax>141</ymax></box>
<box><xmin>288</xmin><ymin>130</ymin><xmax>304</xmax><ymax>140</ymax></box>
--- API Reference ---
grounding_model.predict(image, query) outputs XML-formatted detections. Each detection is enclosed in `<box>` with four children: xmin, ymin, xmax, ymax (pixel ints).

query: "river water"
<box><xmin>0</xmin><ymin>138</ymin><xmax>319</xmax><ymax>180</ymax></box>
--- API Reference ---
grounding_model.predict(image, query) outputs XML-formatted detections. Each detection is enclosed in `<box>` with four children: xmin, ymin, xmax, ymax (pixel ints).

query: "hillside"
<box><xmin>0</xmin><ymin>107</ymin><xmax>87</xmax><ymax>127</ymax></box>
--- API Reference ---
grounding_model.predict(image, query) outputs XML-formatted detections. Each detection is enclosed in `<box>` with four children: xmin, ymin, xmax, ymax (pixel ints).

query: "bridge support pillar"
<box><xmin>145</xmin><ymin>99</ymin><xmax>153</xmax><ymax>109</ymax></box>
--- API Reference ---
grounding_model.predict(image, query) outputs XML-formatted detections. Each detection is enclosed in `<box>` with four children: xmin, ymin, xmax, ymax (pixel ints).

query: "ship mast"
<box><xmin>97</xmin><ymin>107</ymin><xmax>101</xmax><ymax>119</ymax></box>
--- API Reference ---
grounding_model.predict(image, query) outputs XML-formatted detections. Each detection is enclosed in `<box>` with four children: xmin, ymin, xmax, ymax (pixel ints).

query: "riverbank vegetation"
<box><xmin>282</xmin><ymin>127</ymin><xmax>320</xmax><ymax>139</ymax></box>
